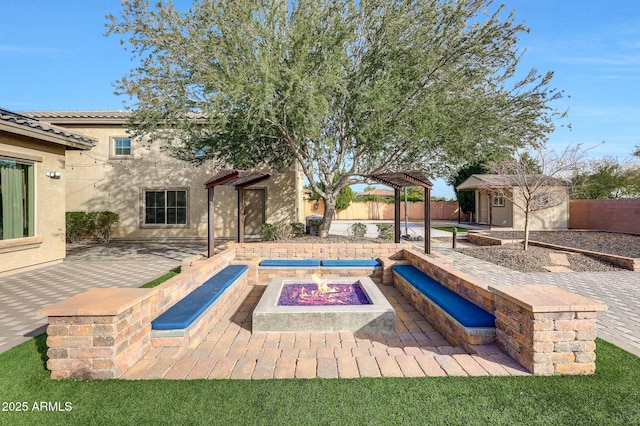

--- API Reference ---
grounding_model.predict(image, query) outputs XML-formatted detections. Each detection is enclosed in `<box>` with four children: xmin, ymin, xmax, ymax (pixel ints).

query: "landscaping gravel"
<box><xmin>458</xmin><ymin>245</ymin><xmax>624</xmax><ymax>273</ymax></box>
<box><xmin>485</xmin><ymin>231</ymin><xmax>640</xmax><ymax>258</ymax></box>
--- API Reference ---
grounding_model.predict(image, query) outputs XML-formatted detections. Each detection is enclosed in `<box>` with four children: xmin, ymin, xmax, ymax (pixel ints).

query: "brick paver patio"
<box><xmin>124</xmin><ymin>282</ymin><xmax>528</xmax><ymax>379</ymax></box>
<box><xmin>2</xmin><ymin>234</ymin><xmax>638</xmax><ymax>378</ymax></box>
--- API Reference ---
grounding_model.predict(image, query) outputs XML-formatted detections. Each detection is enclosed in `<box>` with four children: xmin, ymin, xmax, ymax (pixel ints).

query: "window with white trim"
<box><xmin>112</xmin><ymin>137</ymin><xmax>132</xmax><ymax>157</ymax></box>
<box><xmin>492</xmin><ymin>190</ymin><xmax>505</xmax><ymax>207</ymax></box>
<box><xmin>144</xmin><ymin>189</ymin><xmax>187</xmax><ymax>225</ymax></box>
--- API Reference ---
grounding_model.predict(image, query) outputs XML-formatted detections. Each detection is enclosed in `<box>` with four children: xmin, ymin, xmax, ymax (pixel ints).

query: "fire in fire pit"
<box><xmin>278</xmin><ymin>282</ymin><xmax>371</xmax><ymax>306</ymax></box>
<box><xmin>252</xmin><ymin>277</ymin><xmax>396</xmax><ymax>333</ymax></box>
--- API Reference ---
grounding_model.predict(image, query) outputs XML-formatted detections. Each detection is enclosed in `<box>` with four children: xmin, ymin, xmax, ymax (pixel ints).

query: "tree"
<box><xmin>486</xmin><ymin>144</ymin><xmax>588</xmax><ymax>250</ymax></box>
<box><xmin>634</xmin><ymin>145</ymin><xmax>640</xmax><ymax>158</ymax></box>
<box><xmin>108</xmin><ymin>0</ymin><xmax>565</xmax><ymax>237</ymax></box>
<box><xmin>448</xmin><ymin>163</ymin><xmax>489</xmax><ymax>216</ymax></box>
<box><xmin>571</xmin><ymin>157</ymin><xmax>640</xmax><ymax>199</ymax></box>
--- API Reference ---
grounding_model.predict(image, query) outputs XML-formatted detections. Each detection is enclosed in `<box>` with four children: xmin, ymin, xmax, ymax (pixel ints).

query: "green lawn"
<box><xmin>0</xmin><ymin>336</ymin><xmax>638</xmax><ymax>425</ymax></box>
<box><xmin>138</xmin><ymin>267</ymin><xmax>181</xmax><ymax>288</ymax></box>
<box><xmin>434</xmin><ymin>226</ymin><xmax>468</xmax><ymax>233</ymax></box>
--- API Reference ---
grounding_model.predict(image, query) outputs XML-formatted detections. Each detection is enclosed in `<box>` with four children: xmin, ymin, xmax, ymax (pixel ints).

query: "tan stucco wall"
<box><xmin>474</xmin><ymin>188</ymin><xmax>567</xmax><ymax>230</ymax></box>
<box><xmin>511</xmin><ymin>187</ymin><xmax>569</xmax><ymax>230</ymax></box>
<box><xmin>0</xmin><ymin>133</ymin><xmax>67</xmax><ymax>275</ymax></box>
<box><xmin>59</xmin><ymin>124</ymin><xmax>298</xmax><ymax>239</ymax></box>
<box><xmin>490</xmin><ymin>189</ymin><xmax>513</xmax><ymax>227</ymax></box>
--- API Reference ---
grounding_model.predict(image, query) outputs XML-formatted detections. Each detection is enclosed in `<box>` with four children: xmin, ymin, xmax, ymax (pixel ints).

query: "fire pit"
<box><xmin>252</xmin><ymin>277</ymin><xmax>396</xmax><ymax>333</ymax></box>
<box><xmin>277</xmin><ymin>282</ymin><xmax>371</xmax><ymax>306</ymax></box>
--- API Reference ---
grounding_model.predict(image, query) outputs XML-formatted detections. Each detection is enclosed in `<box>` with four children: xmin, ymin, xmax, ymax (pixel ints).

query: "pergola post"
<box><xmin>394</xmin><ymin>188</ymin><xmax>401</xmax><ymax>243</ymax></box>
<box><xmin>425</xmin><ymin>186</ymin><xmax>431</xmax><ymax>254</ymax></box>
<box><xmin>238</xmin><ymin>187</ymin><xmax>245</xmax><ymax>243</ymax></box>
<box><xmin>207</xmin><ymin>186</ymin><xmax>215</xmax><ymax>258</ymax></box>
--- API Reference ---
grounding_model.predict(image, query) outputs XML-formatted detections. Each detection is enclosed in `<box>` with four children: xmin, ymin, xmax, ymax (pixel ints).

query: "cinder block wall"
<box><xmin>570</xmin><ymin>199</ymin><xmax>640</xmax><ymax>235</ymax></box>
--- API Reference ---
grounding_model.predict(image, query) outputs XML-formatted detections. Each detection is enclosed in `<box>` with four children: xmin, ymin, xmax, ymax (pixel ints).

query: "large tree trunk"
<box><xmin>318</xmin><ymin>196</ymin><xmax>336</xmax><ymax>238</ymax></box>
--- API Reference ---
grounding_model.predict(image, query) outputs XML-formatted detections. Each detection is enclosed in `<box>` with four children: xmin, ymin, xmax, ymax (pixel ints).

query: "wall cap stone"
<box><xmin>37</xmin><ymin>288</ymin><xmax>154</xmax><ymax>317</ymax></box>
<box><xmin>489</xmin><ymin>284</ymin><xmax>607</xmax><ymax>313</ymax></box>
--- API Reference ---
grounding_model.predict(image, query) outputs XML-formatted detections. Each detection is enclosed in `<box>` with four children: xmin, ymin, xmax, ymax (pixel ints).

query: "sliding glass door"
<box><xmin>0</xmin><ymin>158</ymin><xmax>34</xmax><ymax>240</ymax></box>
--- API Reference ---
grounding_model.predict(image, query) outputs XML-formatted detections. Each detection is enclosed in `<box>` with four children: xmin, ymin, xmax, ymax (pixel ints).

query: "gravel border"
<box><xmin>485</xmin><ymin>231</ymin><xmax>640</xmax><ymax>258</ymax></box>
<box><xmin>458</xmin><ymin>245</ymin><xmax>624</xmax><ymax>273</ymax></box>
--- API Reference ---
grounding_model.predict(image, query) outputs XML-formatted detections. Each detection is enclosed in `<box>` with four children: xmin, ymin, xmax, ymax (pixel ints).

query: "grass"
<box><xmin>0</xmin><ymin>336</ymin><xmax>638</xmax><ymax>425</ymax></box>
<box><xmin>434</xmin><ymin>226</ymin><xmax>468</xmax><ymax>233</ymax></box>
<box><xmin>138</xmin><ymin>267</ymin><xmax>181</xmax><ymax>288</ymax></box>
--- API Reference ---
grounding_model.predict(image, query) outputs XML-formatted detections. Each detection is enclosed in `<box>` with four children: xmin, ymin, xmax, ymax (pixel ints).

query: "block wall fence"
<box><xmin>569</xmin><ymin>199</ymin><xmax>640</xmax><ymax>235</ymax></box>
<box><xmin>304</xmin><ymin>200</ymin><xmax>468</xmax><ymax>221</ymax></box>
<box><xmin>38</xmin><ymin>242</ymin><xmax>606</xmax><ymax>379</ymax></box>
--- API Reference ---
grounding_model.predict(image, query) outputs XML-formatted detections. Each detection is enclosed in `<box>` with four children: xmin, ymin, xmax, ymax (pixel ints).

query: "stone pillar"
<box><xmin>37</xmin><ymin>288</ymin><xmax>154</xmax><ymax>379</ymax></box>
<box><xmin>489</xmin><ymin>284</ymin><xmax>606</xmax><ymax>375</ymax></box>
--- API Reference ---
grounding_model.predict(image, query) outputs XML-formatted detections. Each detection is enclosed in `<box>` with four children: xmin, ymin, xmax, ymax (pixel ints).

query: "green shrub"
<box><xmin>376</xmin><ymin>223</ymin><xmax>394</xmax><ymax>241</ymax></box>
<box><xmin>348</xmin><ymin>222</ymin><xmax>368</xmax><ymax>238</ymax></box>
<box><xmin>308</xmin><ymin>218</ymin><xmax>322</xmax><ymax>236</ymax></box>
<box><xmin>260</xmin><ymin>223</ymin><xmax>293</xmax><ymax>241</ymax></box>
<box><xmin>290</xmin><ymin>222</ymin><xmax>305</xmax><ymax>236</ymax></box>
<box><xmin>65</xmin><ymin>212</ymin><xmax>89</xmax><ymax>243</ymax></box>
<box><xmin>335</xmin><ymin>186</ymin><xmax>354</xmax><ymax>211</ymax></box>
<box><xmin>65</xmin><ymin>211</ymin><xmax>119</xmax><ymax>243</ymax></box>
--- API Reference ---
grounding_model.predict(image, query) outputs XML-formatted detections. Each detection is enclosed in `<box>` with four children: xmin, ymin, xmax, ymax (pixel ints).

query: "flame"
<box><xmin>309</xmin><ymin>274</ymin><xmax>336</xmax><ymax>296</ymax></box>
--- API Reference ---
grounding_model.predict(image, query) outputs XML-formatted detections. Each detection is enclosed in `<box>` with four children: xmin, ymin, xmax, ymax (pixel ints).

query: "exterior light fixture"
<box><xmin>45</xmin><ymin>171</ymin><xmax>61</xmax><ymax>179</ymax></box>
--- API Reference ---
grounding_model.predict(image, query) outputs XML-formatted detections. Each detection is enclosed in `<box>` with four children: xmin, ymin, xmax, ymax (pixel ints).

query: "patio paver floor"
<box><xmin>125</xmin><ymin>282</ymin><xmax>529</xmax><ymax>379</ymax></box>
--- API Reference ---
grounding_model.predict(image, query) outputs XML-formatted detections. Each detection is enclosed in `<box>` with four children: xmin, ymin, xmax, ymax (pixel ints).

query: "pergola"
<box><xmin>365</xmin><ymin>171</ymin><xmax>433</xmax><ymax>254</ymax></box>
<box><xmin>204</xmin><ymin>169</ymin><xmax>272</xmax><ymax>258</ymax></box>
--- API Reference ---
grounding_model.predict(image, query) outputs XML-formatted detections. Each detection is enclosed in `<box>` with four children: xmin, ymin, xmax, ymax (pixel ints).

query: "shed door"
<box><xmin>244</xmin><ymin>188</ymin><xmax>266</xmax><ymax>236</ymax></box>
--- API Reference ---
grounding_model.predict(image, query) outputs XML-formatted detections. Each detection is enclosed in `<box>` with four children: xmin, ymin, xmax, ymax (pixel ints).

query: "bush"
<box><xmin>290</xmin><ymin>222</ymin><xmax>305</xmax><ymax>236</ymax></box>
<box><xmin>308</xmin><ymin>218</ymin><xmax>322</xmax><ymax>236</ymax></box>
<box><xmin>260</xmin><ymin>223</ymin><xmax>293</xmax><ymax>241</ymax></box>
<box><xmin>65</xmin><ymin>211</ymin><xmax>119</xmax><ymax>243</ymax></box>
<box><xmin>348</xmin><ymin>222</ymin><xmax>368</xmax><ymax>238</ymax></box>
<box><xmin>65</xmin><ymin>212</ymin><xmax>88</xmax><ymax>243</ymax></box>
<box><xmin>335</xmin><ymin>186</ymin><xmax>354</xmax><ymax>211</ymax></box>
<box><xmin>376</xmin><ymin>223</ymin><xmax>394</xmax><ymax>241</ymax></box>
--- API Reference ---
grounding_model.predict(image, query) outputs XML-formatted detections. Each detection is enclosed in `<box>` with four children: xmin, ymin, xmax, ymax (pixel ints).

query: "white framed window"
<box><xmin>143</xmin><ymin>189</ymin><xmax>188</xmax><ymax>225</ymax></box>
<box><xmin>492</xmin><ymin>190</ymin><xmax>505</xmax><ymax>207</ymax></box>
<box><xmin>111</xmin><ymin>137</ymin><xmax>132</xmax><ymax>158</ymax></box>
<box><xmin>0</xmin><ymin>158</ymin><xmax>35</xmax><ymax>240</ymax></box>
<box><xmin>532</xmin><ymin>193</ymin><xmax>551</xmax><ymax>209</ymax></box>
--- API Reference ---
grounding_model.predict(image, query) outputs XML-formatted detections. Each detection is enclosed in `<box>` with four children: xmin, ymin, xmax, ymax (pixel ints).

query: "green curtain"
<box><xmin>0</xmin><ymin>163</ymin><xmax>25</xmax><ymax>239</ymax></box>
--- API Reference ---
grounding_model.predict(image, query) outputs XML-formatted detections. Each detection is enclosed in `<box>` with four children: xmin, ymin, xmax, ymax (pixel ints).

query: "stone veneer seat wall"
<box><xmin>37</xmin><ymin>248</ymin><xmax>237</xmax><ymax>379</ymax></box>
<box><xmin>402</xmin><ymin>248</ymin><xmax>495</xmax><ymax>313</ymax></box>
<box><xmin>37</xmin><ymin>242</ymin><xmax>607</xmax><ymax>379</ymax></box>
<box><xmin>397</xmin><ymin>247</ymin><xmax>606</xmax><ymax>375</ymax></box>
<box><xmin>228</xmin><ymin>241</ymin><xmax>405</xmax><ymax>285</ymax></box>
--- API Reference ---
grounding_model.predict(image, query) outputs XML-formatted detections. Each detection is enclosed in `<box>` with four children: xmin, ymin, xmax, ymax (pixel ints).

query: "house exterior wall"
<box><xmin>0</xmin><ymin>133</ymin><xmax>67</xmax><ymax>275</ymax></box>
<box><xmin>58</xmin><ymin>123</ymin><xmax>299</xmax><ymax>240</ymax></box>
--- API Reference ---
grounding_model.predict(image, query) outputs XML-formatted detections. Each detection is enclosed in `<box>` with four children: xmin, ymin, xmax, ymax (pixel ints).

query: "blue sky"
<box><xmin>1</xmin><ymin>1</ymin><xmax>639</xmax><ymax>198</ymax></box>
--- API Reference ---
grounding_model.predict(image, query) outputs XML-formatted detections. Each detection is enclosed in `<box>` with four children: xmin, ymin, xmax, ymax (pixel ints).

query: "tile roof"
<box><xmin>24</xmin><ymin>110</ymin><xmax>131</xmax><ymax>120</ymax></box>
<box><xmin>23</xmin><ymin>110</ymin><xmax>208</xmax><ymax>123</ymax></box>
<box><xmin>0</xmin><ymin>108</ymin><xmax>96</xmax><ymax>149</ymax></box>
